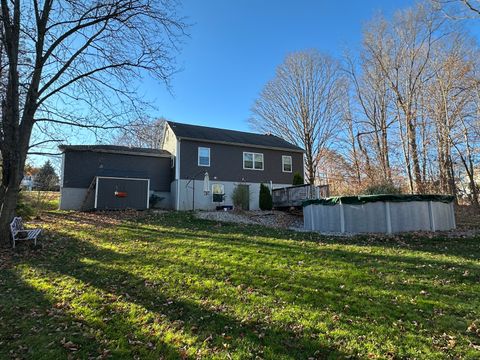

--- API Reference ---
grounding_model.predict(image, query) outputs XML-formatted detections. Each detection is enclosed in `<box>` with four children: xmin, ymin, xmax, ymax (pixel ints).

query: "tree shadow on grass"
<box><xmin>45</xmin><ymin>210</ymin><xmax>480</xmax><ymax>261</ymax></box>
<box><xmin>26</xmin><ymin>211</ymin><xmax>480</xmax><ymax>357</ymax></box>
<box><xmin>0</xmin><ymin>268</ymin><xmax>106</xmax><ymax>359</ymax></box>
<box><xmin>52</xmin><ymin>212</ymin><xmax>479</xmax><ymax>316</ymax></box>
<box><xmin>115</xmin><ymin>219</ymin><xmax>480</xmax><ymax>290</ymax></box>
<box><xmin>114</xmin><ymin>215</ymin><xmax>480</xmax><ymax>354</ymax></box>
<box><xmin>23</xmin><ymin>232</ymin><xmax>349</xmax><ymax>359</ymax></box>
<box><xmin>154</xmin><ymin>211</ymin><xmax>480</xmax><ymax>260</ymax></box>
<box><xmin>45</xmin><ymin>211</ymin><xmax>480</xmax><ymax>304</ymax></box>
<box><xmin>104</xmin><ymin>228</ymin><xmax>479</xmax><ymax>343</ymax></box>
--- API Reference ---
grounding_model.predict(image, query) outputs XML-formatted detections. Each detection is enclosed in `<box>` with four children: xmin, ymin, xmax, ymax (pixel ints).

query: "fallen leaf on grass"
<box><xmin>467</xmin><ymin>321</ymin><xmax>480</xmax><ymax>337</ymax></box>
<box><xmin>60</xmin><ymin>338</ymin><xmax>79</xmax><ymax>352</ymax></box>
<box><xmin>203</xmin><ymin>334</ymin><xmax>213</xmax><ymax>343</ymax></box>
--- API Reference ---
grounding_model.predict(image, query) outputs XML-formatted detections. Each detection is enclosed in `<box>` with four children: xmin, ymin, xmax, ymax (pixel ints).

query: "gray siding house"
<box><xmin>165</xmin><ymin>121</ymin><xmax>304</xmax><ymax>210</ymax></box>
<box><xmin>59</xmin><ymin>122</ymin><xmax>304</xmax><ymax>211</ymax></box>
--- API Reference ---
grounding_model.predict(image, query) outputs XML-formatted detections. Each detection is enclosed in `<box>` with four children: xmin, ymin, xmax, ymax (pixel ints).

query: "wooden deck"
<box><xmin>272</xmin><ymin>184</ymin><xmax>329</xmax><ymax>208</ymax></box>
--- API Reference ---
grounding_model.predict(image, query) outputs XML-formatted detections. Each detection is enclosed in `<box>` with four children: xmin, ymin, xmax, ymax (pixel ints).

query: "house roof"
<box><xmin>58</xmin><ymin>145</ymin><xmax>171</xmax><ymax>158</ymax></box>
<box><xmin>166</xmin><ymin>121</ymin><xmax>304</xmax><ymax>152</ymax></box>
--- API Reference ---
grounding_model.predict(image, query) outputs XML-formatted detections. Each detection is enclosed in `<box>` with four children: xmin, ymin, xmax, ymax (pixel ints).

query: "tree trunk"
<box><xmin>351</xmin><ymin>136</ymin><xmax>362</xmax><ymax>187</ymax></box>
<box><xmin>0</xmin><ymin>129</ymin><xmax>34</xmax><ymax>246</ymax></box>
<box><xmin>381</xmin><ymin>123</ymin><xmax>391</xmax><ymax>181</ymax></box>
<box><xmin>0</xmin><ymin>186</ymin><xmax>20</xmax><ymax>247</ymax></box>
<box><xmin>436</xmin><ymin>124</ymin><xmax>447</xmax><ymax>193</ymax></box>
<box><xmin>446</xmin><ymin>152</ymin><xmax>456</xmax><ymax>198</ymax></box>
<box><xmin>451</xmin><ymin>127</ymin><xmax>479</xmax><ymax>210</ymax></box>
<box><xmin>397</xmin><ymin>111</ymin><xmax>414</xmax><ymax>194</ymax></box>
<box><xmin>407</xmin><ymin>115</ymin><xmax>423</xmax><ymax>193</ymax></box>
<box><xmin>303</xmin><ymin>132</ymin><xmax>316</xmax><ymax>185</ymax></box>
<box><xmin>0</xmin><ymin>134</ymin><xmax>27</xmax><ymax>246</ymax></box>
<box><xmin>464</xmin><ymin>144</ymin><xmax>479</xmax><ymax>210</ymax></box>
<box><xmin>0</xmin><ymin>140</ymin><xmax>24</xmax><ymax>245</ymax></box>
<box><xmin>468</xmin><ymin>177</ymin><xmax>479</xmax><ymax>210</ymax></box>
<box><xmin>306</xmin><ymin>153</ymin><xmax>315</xmax><ymax>185</ymax></box>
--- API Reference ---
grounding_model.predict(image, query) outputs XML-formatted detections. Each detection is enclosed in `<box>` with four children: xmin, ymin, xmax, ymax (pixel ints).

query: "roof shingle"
<box><xmin>58</xmin><ymin>145</ymin><xmax>171</xmax><ymax>157</ymax></box>
<box><xmin>167</xmin><ymin>121</ymin><xmax>304</xmax><ymax>152</ymax></box>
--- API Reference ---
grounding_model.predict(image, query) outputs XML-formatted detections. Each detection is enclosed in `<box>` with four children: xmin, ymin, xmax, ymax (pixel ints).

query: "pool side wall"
<box><xmin>304</xmin><ymin>200</ymin><xmax>455</xmax><ymax>234</ymax></box>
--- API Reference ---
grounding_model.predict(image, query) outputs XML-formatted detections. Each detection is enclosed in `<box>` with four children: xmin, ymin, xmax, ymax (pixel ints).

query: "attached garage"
<box><xmin>95</xmin><ymin>177</ymin><xmax>150</xmax><ymax>210</ymax></box>
<box><xmin>58</xmin><ymin>145</ymin><xmax>173</xmax><ymax>210</ymax></box>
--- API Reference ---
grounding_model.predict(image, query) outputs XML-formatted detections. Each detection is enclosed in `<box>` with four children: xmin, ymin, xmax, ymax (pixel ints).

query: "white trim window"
<box><xmin>243</xmin><ymin>152</ymin><xmax>264</xmax><ymax>170</ymax></box>
<box><xmin>212</xmin><ymin>183</ymin><xmax>225</xmax><ymax>203</ymax></box>
<box><xmin>198</xmin><ymin>147</ymin><xmax>210</xmax><ymax>167</ymax></box>
<box><xmin>282</xmin><ymin>155</ymin><xmax>292</xmax><ymax>173</ymax></box>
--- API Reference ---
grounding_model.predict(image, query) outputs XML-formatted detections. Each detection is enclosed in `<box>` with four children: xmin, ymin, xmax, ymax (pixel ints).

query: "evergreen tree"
<box><xmin>292</xmin><ymin>172</ymin><xmax>304</xmax><ymax>185</ymax></box>
<box><xmin>35</xmin><ymin>161</ymin><xmax>59</xmax><ymax>191</ymax></box>
<box><xmin>259</xmin><ymin>183</ymin><xmax>273</xmax><ymax>210</ymax></box>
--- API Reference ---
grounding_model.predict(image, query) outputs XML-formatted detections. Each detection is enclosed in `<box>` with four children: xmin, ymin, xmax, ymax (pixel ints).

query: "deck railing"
<box><xmin>272</xmin><ymin>184</ymin><xmax>329</xmax><ymax>208</ymax></box>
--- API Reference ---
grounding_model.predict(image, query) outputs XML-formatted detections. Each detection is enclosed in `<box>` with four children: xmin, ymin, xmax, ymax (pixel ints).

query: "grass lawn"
<box><xmin>17</xmin><ymin>191</ymin><xmax>60</xmax><ymax>219</ymax></box>
<box><xmin>1</xmin><ymin>210</ymin><xmax>479</xmax><ymax>359</ymax></box>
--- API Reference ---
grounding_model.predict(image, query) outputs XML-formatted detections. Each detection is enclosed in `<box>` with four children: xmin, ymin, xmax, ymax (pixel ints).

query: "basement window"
<box><xmin>212</xmin><ymin>183</ymin><xmax>225</xmax><ymax>203</ymax></box>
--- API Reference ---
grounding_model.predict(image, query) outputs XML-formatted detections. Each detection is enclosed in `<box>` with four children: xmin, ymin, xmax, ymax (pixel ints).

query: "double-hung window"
<box><xmin>198</xmin><ymin>147</ymin><xmax>210</xmax><ymax>167</ymax></box>
<box><xmin>282</xmin><ymin>155</ymin><xmax>292</xmax><ymax>173</ymax></box>
<box><xmin>243</xmin><ymin>152</ymin><xmax>264</xmax><ymax>170</ymax></box>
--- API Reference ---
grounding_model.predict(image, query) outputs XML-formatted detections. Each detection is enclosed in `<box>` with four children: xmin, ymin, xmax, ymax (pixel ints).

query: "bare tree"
<box><xmin>426</xmin><ymin>35</ymin><xmax>466</xmax><ymax>195</ymax></box>
<box><xmin>250</xmin><ymin>50</ymin><xmax>345</xmax><ymax>184</ymax></box>
<box><xmin>315</xmin><ymin>148</ymin><xmax>358</xmax><ymax>195</ymax></box>
<box><xmin>362</xmin><ymin>4</ymin><xmax>447</xmax><ymax>193</ymax></box>
<box><xmin>450</xmin><ymin>58</ymin><xmax>480</xmax><ymax>208</ymax></box>
<box><xmin>432</xmin><ymin>0</ymin><xmax>480</xmax><ymax>17</ymax></box>
<box><xmin>115</xmin><ymin>117</ymin><xmax>167</xmax><ymax>148</ymax></box>
<box><xmin>341</xmin><ymin>96</ymin><xmax>363</xmax><ymax>187</ymax></box>
<box><xmin>0</xmin><ymin>0</ymin><xmax>187</xmax><ymax>247</ymax></box>
<box><xmin>461</xmin><ymin>0</ymin><xmax>480</xmax><ymax>14</ymax></box>
<box><xmin>345</xmin><ymin>52</ymin><xmax>395</xmax><ymax>183</ymax></box>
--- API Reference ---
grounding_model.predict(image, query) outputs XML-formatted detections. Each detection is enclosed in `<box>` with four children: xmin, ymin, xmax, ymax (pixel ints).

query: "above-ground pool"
<box><xmin>303</xmin><ymin>194</ymin><xmax>456</xmax><ymax>234</ymax></box>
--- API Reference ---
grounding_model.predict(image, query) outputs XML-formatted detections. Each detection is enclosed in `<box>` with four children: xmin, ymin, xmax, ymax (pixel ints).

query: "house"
<box><xmin>58</xmin><ymin>121</ymin><xmax>304</xmax><ymax>211</ymax></box>
<box><xmin>164</xmin><ymin>121</ymin><xmax>304</xmax><ymax>210</ymax></box>
<box><xmin>20</xmin><ymin>175</ymin><xmax>35</xmax><ymax>191</ymax></box>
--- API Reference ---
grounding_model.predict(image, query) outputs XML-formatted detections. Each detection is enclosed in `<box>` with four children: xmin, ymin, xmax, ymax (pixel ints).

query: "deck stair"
<box><xmin>80</xmin><ymin>177</ymin><xmax>97</xmax><ymax>211</ymax></box>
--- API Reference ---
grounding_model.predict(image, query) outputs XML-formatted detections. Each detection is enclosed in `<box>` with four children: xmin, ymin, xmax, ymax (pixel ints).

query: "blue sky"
<box><xmin>144</xmin><ymin>0</ymin><xmax>416</xmax><ymax>132</ymax></box>
<box><xmin>32</xmin><ymin>0</ymin><xmax>480</xmax><ymax>167</ymax></box>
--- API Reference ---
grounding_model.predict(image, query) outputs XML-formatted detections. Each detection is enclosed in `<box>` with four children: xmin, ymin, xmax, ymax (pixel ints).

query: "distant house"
<box><xmin>20</xmin><ymin>175</ymin><xmax>35</xmax><ymax>191</ymax></box>
<box><xmin>59</xmin><ymin>121</ymin><xmax>304</xmax><ymax>211</ymax></box>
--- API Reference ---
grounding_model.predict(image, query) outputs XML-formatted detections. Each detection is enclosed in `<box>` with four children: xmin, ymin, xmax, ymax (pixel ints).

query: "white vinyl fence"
<box><xmin>304</xmin><ymin>199</ymin><xmax>456</xmax><ymax>234</ymax></box>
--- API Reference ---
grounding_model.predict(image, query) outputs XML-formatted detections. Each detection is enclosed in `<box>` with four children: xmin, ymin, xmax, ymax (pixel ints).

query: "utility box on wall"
<box><xmin>95</xmin><ymin>177</ymin><xmax>150</xmax><ymax>210</ymax></box>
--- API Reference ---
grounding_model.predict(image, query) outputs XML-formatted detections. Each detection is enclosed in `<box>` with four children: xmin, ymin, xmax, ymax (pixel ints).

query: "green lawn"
<box><xmin>1</xmin><ymin>210</ymin><xmax>479</xmax><ymax>359</ymax></box>
<box><xmin>17</xmin><ymin>191</ymin><xmax>60</xmax><ymax>219</ymax></box>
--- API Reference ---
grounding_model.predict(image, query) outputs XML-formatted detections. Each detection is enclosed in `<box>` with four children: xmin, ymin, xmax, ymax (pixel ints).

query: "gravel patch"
<box><xmin>195</xmin><ymin>210</ymin><xmax>303</xmax><ymax>230</ymax></box>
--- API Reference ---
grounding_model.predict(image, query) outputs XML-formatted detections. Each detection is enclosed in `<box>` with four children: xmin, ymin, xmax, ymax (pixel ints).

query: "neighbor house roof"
<box><xmin>58</xmin><ymin>145</ymin><xmax>171</xmax><ymax>158</ymax></box>
<box><xmin>166</xmin><ymin>121</ymin><xmax>304</xmax><ymax>152</ymax></box>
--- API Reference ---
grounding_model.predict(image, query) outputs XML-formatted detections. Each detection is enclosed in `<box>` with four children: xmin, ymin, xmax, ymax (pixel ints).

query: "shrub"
<box><xmin>362</xmin><ymin>182</ymin><xmax>402</xmax><ymax>195</ymax></box>
<box><xmin>16</xmin><ymin>191</ymin><xmax>59</xmax><ymax>219</ymax></box>
<box><xmin>259</xmin><ymin>183</ymin><xmax>273</xmax><ymax>210</ymax></box>
<box><xmin>149</xmin><ymin>193</ymin><xmax>164</xmax><ymax>208</ymax></box>
<box><xmin>292</xmin><ymin>172</ymin><xmax>304</xmax><ymax>185</ymax></box>
<box><xmin>232</xmin><ymin>185</ymin><xmax>250</xmax><ymax>210</ymax></box>
<box><xmin>16</xmin><ymin>193</ymin><xmax>35</xmax><ymax>220</ymax></box>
